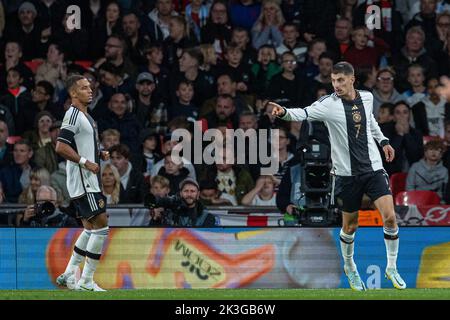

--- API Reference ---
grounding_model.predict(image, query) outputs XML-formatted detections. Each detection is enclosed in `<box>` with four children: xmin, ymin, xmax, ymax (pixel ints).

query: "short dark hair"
<box><xmin>177</xmin><ymin>79</ymin><xmax>194</xmax><ymax>89</ymax></box>
<box><xmin>35</xmin><ymin>80</ymin><xmax>54</xmax><ymax>97</ymax></box>
<box><xmin>424</xmin><ymin>139</ymin><xmax>444</xmax><ymax>152</ymax></box>
<box><xmin>319</xmin><ymin>51</ymin><xmax>335</xmax><ymax>63</ymax></box>
<box><xmin>332</xmin><ymin>61</ymin><xmax>354</xmax><ymax>76</ymax></box>
<box><xmin>65</xmin><ymin>75</ymin><xmax>86</xmax><ymax>93</ymax></box>
<box><xmin>183</xmin><ymin>47</ymin><xmax>204</xmax><ymax>66</ymax></box>
<box><xmin>109</xmin><ymin>144</ymin><xmax>130</xmax><ymax>159</ymax></box>
<box><xmin>380</xmin><ymin>102</ymin><xmax>394</xmax><ymax>115</ymax></box>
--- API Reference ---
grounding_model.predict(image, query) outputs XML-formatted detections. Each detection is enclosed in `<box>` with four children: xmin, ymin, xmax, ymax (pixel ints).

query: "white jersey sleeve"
<box><xmin>57</xmin><ymin>107</ymin><xmax>81</xmax><ymax>145</ymax></box>
<box><xmin>280</xmin><ymin>99</ymin><xmax>329</xmax><ymax>122</ymax></box>
<box><xmin>369</xmin><ymin>111</ymin><xmax>389</xmax><ymax>145</ymax></box>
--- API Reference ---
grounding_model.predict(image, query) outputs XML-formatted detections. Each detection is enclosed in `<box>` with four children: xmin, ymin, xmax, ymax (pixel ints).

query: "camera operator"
<box><xmin>146</xmin><ymin>178</ymin><xmax>217</xmax><ymax>227</ymax></box>
<box><xmin>18</xmin><ymin>185</ymin><xmax>78</xmax><ymax>227</ymax></box>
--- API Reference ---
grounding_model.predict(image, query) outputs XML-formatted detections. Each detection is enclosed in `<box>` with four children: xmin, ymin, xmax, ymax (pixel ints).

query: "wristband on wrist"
<box><xmin>380</xmin><ymin>140</ymin><xmax>390</xmax><ymax>147</ymax></box>
<box><xmin>79</xmin><ymin>157</ymin><xmax>87</xmax><ymax>167</ymax></box>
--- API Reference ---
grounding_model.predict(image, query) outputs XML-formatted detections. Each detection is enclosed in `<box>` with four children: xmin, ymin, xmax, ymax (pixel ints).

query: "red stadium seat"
<box><xmin>74</xmin><ymin>60</ymin><xmax>93</xmax><ymax>70</ymax></box>
<box><xmin>423</xmin><ymin>135</ymin><xmax>441</xmax><ymax>145</ymax></box>
<box><xmin>389</xmin><ymin>172</ymin><xmax>407</xmax><ymax>200</ymax></box>
<box><xmin>394</xmin><ymin>190</ymin><xmax>441</xmax><ymax>206</ymax></box>
<box><xmin>24</xmin><ymin>59</ymin><xmax>44</xmax><ymax>74</ymax></box>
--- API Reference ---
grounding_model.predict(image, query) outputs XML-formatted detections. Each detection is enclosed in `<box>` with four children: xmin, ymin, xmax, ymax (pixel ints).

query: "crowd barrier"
<box><xmin>1</xmin><ymin>204</ymin><xmax>450</xmax><ymax>226</ymax></box>
<box><xmin>0</xmin><ymin>227</ymin><xmax>449</xmax><ymax>289</ymax></box>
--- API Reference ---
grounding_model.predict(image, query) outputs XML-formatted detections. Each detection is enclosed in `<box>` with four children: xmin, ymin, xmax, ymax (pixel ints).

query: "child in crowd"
<box><xmin>241</xmin><ymin>175</ymin><xmax>277</xmax><ymax>206</ymax></box>
<box><xmin>401</xmin><ymin>64</ymin><xmax>427</xmax><ymax>108</ymax></box>
<box><xmin>377</xmin><ymin>102</ymin><xmax>394</xmax><ymax>124</ymax></box>
<box><xmin>168</xmin><ymin>80</ymin><xmax>198</xmax><ymax>121</ymax></box>
<box><xmin>148</xmin><ymin>175</ymin><xmax>172</xmax><ymax>226</ymax></box>
<box><xmin>406</xmin><ymin>139</ymin><xmax>448</xmax><ymax>200</ymax></box>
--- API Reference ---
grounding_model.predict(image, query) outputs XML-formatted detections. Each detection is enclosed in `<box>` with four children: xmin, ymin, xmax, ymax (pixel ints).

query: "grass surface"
<box><xmin>0</xmin><ymin>289</ymin><xmax>449</xmax><ymax>300</ymax></box>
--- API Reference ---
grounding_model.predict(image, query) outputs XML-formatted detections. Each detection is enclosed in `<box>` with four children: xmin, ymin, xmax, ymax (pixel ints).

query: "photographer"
<box><xmin>18</xmin><ymin>185</ymin><xmax>78</xmax><ymax>227</ymax></box>
<box><xmin>146</xmin><ymin>178</ymin><xmax>217</xmax><ymax>227</ymax></box>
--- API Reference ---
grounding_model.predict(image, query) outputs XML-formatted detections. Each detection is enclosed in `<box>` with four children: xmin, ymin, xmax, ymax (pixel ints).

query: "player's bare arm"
<box><xmin>269</xmin><ymin>102</ymin><xmax>286</xmax><ymax>117</ymax></box>
<box><xmin>56</xmin><ymin>141</ymin><xmax>100</xmax><ymax>174</ymax></box>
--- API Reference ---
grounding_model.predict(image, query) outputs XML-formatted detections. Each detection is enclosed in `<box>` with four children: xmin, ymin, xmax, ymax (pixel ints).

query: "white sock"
<box><xmin>80</xmin><ymin>227</ymin><xmax>109</xmax><ymax>283</ymax></box>
<box><xmin>64</xmin><ymin>229</ymin><xmax>91</xmax><ymax>275</ymax></box>
<box><xmin>384</xmin><ymin>226</ymin><xmax>399</xmax><ymax>270</ymax></box>
<box><xmin>340</xmin><ymin>229</ymin><xmax>357</xmax><ymax>272</ymax></box>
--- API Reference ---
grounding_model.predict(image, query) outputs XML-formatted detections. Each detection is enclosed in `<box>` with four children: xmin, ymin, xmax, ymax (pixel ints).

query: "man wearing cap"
<box><xmin>4</xmin><ymin>1</ymin><xmax>44</xmax><ymax>60</ymax></box>
<box><xmin>35</xmin><ymin>119</ymin><xmax>64</xmax><ymax>173</ymax></box>
<box><xmin>132</xmin><ymin>72</ymin><xmax>167</xmax><ymax>131</ymax></box>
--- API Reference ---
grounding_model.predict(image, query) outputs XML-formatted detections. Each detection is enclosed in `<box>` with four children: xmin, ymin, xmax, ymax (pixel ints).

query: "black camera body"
<box><xmin>145</xmin><ymin>194</ymin><xmax>188</xmax><ymax>214</ymax></box>
<box><xmin>34</xmin><ymin>201</ymin><xmax>56</xmax><ymax>220</ymax></box>
<box><xmin>297</xmin><ymin>140</ymin><xmax>337</xmax><ymax>226</ymax></box>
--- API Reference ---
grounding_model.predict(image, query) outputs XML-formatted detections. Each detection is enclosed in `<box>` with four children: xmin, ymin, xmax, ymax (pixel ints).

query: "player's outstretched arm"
<box><xmin>269</xmin><ymin>99</ymin><xmax>328</xmax><ymax>122</ymax></box>
<box><xmin>55</xmin><ymin>141</ymin><xmax>100</xmax><ymax>174</ymax></box>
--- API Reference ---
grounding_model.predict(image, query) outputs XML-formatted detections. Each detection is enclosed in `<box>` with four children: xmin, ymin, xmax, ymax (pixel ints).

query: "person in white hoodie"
<box><xmin>147</xmin><ymin>0</ymin><xmax>178</xmax><ymax>40</ymax></box>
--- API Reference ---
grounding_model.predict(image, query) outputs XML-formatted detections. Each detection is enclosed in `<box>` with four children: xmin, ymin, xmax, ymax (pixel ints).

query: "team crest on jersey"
<box><xmin>98</xmin><ymin>199</ymin><xmax>105</xmax><ymax>208</ymax></box>
<box><xmin>352</xmin><ymin>111</ymin><xmax>361</xmax><ymax>123</ymax></box>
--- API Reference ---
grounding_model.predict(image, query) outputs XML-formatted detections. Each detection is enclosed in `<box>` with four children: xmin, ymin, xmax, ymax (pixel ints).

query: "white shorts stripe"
<box><xmin>89</xmin><ymin>193</ymin><xmax>98</xmax><ymax>210</ymax></box>
<box><xmin>87</xmin><ymin>193</ymin><xmax>96</xmax><ymax>211</ymax></box>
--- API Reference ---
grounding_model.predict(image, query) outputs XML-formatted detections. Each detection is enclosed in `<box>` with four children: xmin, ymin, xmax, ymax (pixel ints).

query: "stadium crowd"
<box><xmin>1</xmin><ymin>0</ymin><xmax>450</xmax><ymax>226</ymax></box>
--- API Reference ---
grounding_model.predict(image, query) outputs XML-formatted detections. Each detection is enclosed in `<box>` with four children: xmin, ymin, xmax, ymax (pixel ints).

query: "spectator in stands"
<box><xmin>199</xmin><ymin>146</ymin><xmax>254</xmax><ymax>205</ymax></box>
<box><xmin>372</xmin><ymin>68</ymin><xmax>403</xmax><ymax>117</ymax></box>
<box><xmin>273</xmin><ymin>126</ymin><xmax>295</xmax><ymax>183</ymax></box>
<box><xmin>405</xmin><ymin>0</ymin><xmax>439</xmax><ymax>46</ymax></box>
<box><xmin>251</xmin><ymin>44</ymin><xmax>281</xmax><ymax>98</ymax></box>
<box><xmin>94</xmin><ymin>34</ymin><xmax>138</xmax><ymax>81</ymax></box>
<box><xmin>0</xmin><ymin>139</ymin><xmax>34</xmax><ymax>203</ymax></box>
<box><xmin>305</xmin><ymin>51</ymin><xmax>334</xmax><ymax>104</ymax></box>
<box><xmin>98</xmin><ymin>92</ymin><xmax>142</xmax><ymax>154</ymax></box>
<box><xmin>199</xmin><ymin>43</ymin><xmax>219</xmax><ymax>75</ymax></box>
<box><xmin>328</xmin><ymin>17</ymin><xmax>352</xmax><ymax>60</ymax></box>
<box><xmin>200</xmin><ymin>72</ymin><xmax>253</xmax><ymax>118</ymax></box>
<box><xmin>301</xmin><ymin>38</ymin><xmax>327</xmax><ymax>81</ymax></box>
<box><xmin>99</xmin><ymin>129</ymin><xmax>120</xmax><ymax>168</ymax></box>
<box><xmin>427</xmin><ymin>11</ymin><xmax>450</xmax><ymax>60</ymax></box>
<box><xmin>201</xmin><ymin>0</ymin><xmax>232</xmax><ymax>59</ymax></box>
<box><xmin>169</xmin><ymin>79</ymin><xmax>198</xmax><ymax>121</ymax></box>
<box><xmin>171</xmin><ymin>47</ymin><xmax>215</xmax><ymax>107</ymax></box>
<box><xmin>157</xmin><ymin>153</ymin><xmax>191</xmax><ymax>195</ymax></box>
<box><xmin>231</xmin><ymin>27</ymin><xmax>257</xmax><ymax>66</ymax></box>
<box><xmin>401</xmin><ymin>64</ymin><xmax>428</xmax><ymax>108</ymax></box>
<box><xmin>199</xmin><ymin>179</ymin><xmax>235</xmax><ymax>206</ymax></box>
<box><xmin>133</xmin><ymin>72</ymin><xmax>167</xmax><ymax>127</ymax></box>
<box><xmin>202</xmin><ymin>94</ymin><xmax>240</xmax><ymax>129</ymax></box>
<box><xmin>122</xmin><ymin>12</ymin><xmax>151</xmax><ymax>66</ymax></box>
<box><xmin>83</xmin><ymin>69</ymin><xmax>106</xmax><ymax>121</ymax></box>
<box><xmin>412</xmin><ymin>77</ymin><xmax>450</xmax><ymax>137</ymax></box>
<box><xmin>0</xmin><ymin>120</ymin><xmax>13</xmax><ymax>169</ymax></box>
<box><xmin>251</xmin><ymin>0</ymin><xmax>284</xmax><ymax>50</ymax></box>
<box><xmin>3</xmin><ymin>1</ymin><xmax>45</xmax><ymax>60</ymax></box>
<box><xmin>89</xmin><ymin>0</ymin><xmax>124</xmax><ymax>59</ymax></box>
<box><xmin>138</xmin><ymin>129</ymin><xmax>162</xmax><ymax>179</ymax></box>
<box><xmin>267</xmin><ymin>51</ymin><xmax>305</xmax><ymax>108</ymax></box>
<box><xmin>23</xmin><ymin>111</ymin><xmax>54</xmax><ymax>152</ymax></box>
<box><xmin>380</xmin><ymin>101</ymin><xmax>424</xmax><ymax>175</ymax></box>
<box><xmin>163</xmin><ymin>16</ymin><xmax>198</xmax><ymax>70</ymax></box>
<box><xmin>101</xmin><ymin>163</ymin><xmax>124</xmax><ymax>205</ymax></box>
<box><xmin>150</xmin><ymin>133</ymin><xmax>197</xmax><ymax>179</ymax></box>
<box><xmin>34</xmin><ymin>120</ymin><xmax>62</xmax><ymax>174</ymax></box>
<box><xmin>142</xmin><ymin>42</ymin><xmax>170</xmax><ymax>104</ymax></box>
<box><xmin>51</xmin><ymin>13</ymin><xmax>90</xmax><ymax>61</ymax></box>
<box><xmin>392</xmin><ymin>26</ymin><xmax>438</xmax><ymax>93</ymax></box>
<box><xmin>185</xmin><ymin>0</ymin><xmax>210</xmax><ymax>43</ymax></box>
<box><xmin>0</xmin><ymin>41</ymin><xmax>33</xmax><ymax>91</ymax></box>
<box><xmin>110</xmin><ymin>144</ymin><xmax>146</xmax><ymax>204</ymax></box>
<box><xmin>147</xmin><ymin>0</ymin><xmax>178</xmax><ymax>40</ymax></box>
<box><xmin>218</xmin><ymin>42</ymin><xmax>253</xmax><ymax>94</ymax></box>
<box><xmin>33</xmin><ymin>0</ymin><xmax>68</xmax><ymax>33</ymax></box>
<box><xmin>18</xmin><ymin>185</ymin><xmax>78</xmax><ymax>227</ymax></box>
<box><xmin>0</xmin><ymin>67</ymin><xmax>32</xmax><ymax>136</ymax></box>
<box><xmin>17</xmin><ymin>166</ymin><xmax>50</xmax><ymax>206</ymax></box>
<box><xmin>406</xmin><ymin>139</ymin><xmax>448</xmax><ymax>199</ymax></box>
<box><xmin>241</xmin><ymin>175</ymin><xmax>277</xmax><ymax>206</ymax></box>
<box><xmin>377</xmin><ymin>102</ymin><xmax>394</xmax><ymax>125</ymax></box>
<box><xmin>355</xmin><ymin>66</ymin><xmax>377</xmax><ymax>92</ymax></box>
<box><xmin>276</xmin><ymin>154</ymin><xmax>304</xmax><ymax>225</ymax></box>
<box><xmin>50</xmin><ymin>161</ymin><xmax>69</xmax><ymax>207</ymax></box>
<box><xmin>344</xmin><ymin>26</ymin><xmax>381</xmax><ymax>71</ymax></box>
<box><xmin>276</xmin><ymin>22</ymin><xmax>307</xmax><ymax>64</ymax></box>
<box><xmin>230</xmin><ymin>0</ymin><xmax>261</xmax><ymax>31</ymax></box>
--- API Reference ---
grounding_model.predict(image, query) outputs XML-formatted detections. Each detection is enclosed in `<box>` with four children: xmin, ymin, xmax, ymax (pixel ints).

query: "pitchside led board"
<box><xmin>0</xmin><ymin>227</ymin><xmax>449</xmax><ymax>290</ymax></box>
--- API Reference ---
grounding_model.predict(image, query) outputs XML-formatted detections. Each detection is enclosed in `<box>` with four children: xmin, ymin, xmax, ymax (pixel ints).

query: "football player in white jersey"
<box><xmin>55</xmin><ymin>75</ymin><xmax>110</xmax><ymax>291</ymax></box>
<box><xmin>270</xmin><ymin>62</ymin><xmax>406</xmax><ymax>291</ymax></box>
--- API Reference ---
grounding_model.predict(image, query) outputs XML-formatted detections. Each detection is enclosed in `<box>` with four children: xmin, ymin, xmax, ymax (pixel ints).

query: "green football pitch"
<box><xmin>0</xmin><ymin>289</ymin><xmax>449</xmax><ymax>300</ymax></box>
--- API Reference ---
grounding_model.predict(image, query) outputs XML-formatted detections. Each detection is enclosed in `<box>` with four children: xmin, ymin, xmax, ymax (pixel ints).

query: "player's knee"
<box><xmin>383</xmin><ymin>214</ymin><xmax>397</xmax><ymax>228</ymax></box>
<box><xmin>343</xmin><ymin>223</ymin><xmax>358</xmax><ymax>235</ymax></box>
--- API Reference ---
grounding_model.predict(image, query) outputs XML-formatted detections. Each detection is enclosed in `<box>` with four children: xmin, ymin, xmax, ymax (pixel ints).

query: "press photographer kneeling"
<box><xmin>145</xmin><ymin>178</ymin><xmax>217</xmax><ymax>227</ymax></box>
<box><xmin>18</xmin><ymin>185</ymin><xmax>78</xmax><ymax>227</ymax></box>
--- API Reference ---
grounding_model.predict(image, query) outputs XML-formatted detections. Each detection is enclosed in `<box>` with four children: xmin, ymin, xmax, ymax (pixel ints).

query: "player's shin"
<box><xmin>64</xmin><ymin>229</ymin><xmax>92</xmax><ymax>275</ymax></box>
<box><xmin>79</xmin><ymin>226</ymin><xmax>109</xmax><ymax>283</ymax></box>
<box><xmin>339</xmin><ymin>229</ymin><xmax>357</xmax><ymax>272</ymax></box>
<box><xmin>383</xmin><ymin>226</ymin><xmax>399</xmax><ymax>270</ymax></box>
